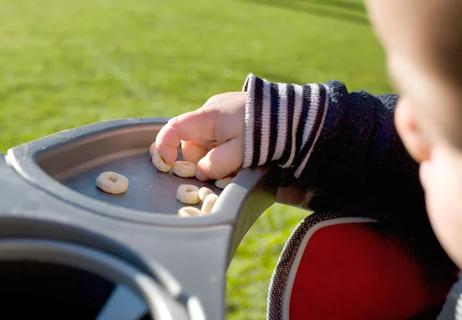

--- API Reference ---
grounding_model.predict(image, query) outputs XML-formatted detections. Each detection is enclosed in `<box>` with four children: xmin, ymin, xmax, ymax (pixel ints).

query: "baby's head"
<box><xmin>366</xmin><ymin>0</ymin><xmax>462</xmax><ymax>267</ymax></box>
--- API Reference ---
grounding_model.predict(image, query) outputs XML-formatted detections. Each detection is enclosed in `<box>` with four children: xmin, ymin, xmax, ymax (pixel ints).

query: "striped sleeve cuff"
<box><xmin>242</xmin><ymin>73</ymin><xmax>329</xmax><ymax>178</ymax></box>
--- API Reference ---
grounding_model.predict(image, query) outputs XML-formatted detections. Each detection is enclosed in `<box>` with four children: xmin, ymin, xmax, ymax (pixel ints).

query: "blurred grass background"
<box><xmin>0</xmin><ymin>0</ymin><xmax>390</xmax><ymax>318</ymax></box>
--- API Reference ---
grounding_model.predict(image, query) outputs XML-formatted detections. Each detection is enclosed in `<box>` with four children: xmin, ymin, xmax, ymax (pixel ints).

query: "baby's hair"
<box><xmin>420</xmin><ymin>0</ymin><xmax>462</xmax><ymax>87</ymax></box>
<box><xmin>423</xmin><ymin>0</ymin><xmax>462</xmax><ymax>149</ymax></box>
<box><xmin>389</xmin><ymin>0</ymin><xmax>462</xmax><ymax>148</ymax></box>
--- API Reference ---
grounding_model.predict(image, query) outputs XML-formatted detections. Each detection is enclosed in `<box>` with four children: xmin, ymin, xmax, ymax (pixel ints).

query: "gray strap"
<box><xmin>437</xmin><ymin>277</ymin><xmax>462</xmax><ymax>320</ymax></box>
<box><xmin>97</xmin><ymin>285</ymin><xmax>147</xmax><ymax>320</ymax></box>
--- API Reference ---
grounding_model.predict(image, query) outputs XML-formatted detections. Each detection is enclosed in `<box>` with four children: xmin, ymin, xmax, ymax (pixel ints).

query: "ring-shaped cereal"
<box><xmin>172</xmin><ymin>161</ymin><xmax>196</xmax><ymax>178</ymax></box>
<box><xmin>201</xmin><ymin>193</ymin><xmax>218</xmax><ymax>215</ymax></box>
<box><xmin>178</xmin><ymin>206</ymin><xmax>202</xmax><ymax>217</ymax></box>
<box><xmin>176</xmin><ymin>184</ymin><xmax>200</xmax><ymax>204</ymax></box>
<box><xmin>215</xmin><ymin>177</ymin><xmax>232</xmax><ymax>189</ymax></box>
<box><xmin>150</xmin><ymin>143</ymin><xmax>172</xmax><ymax>173</ymax></box>
<box><xmin>198</xmin><ymin>187</ymin><xmax>214</xmax><ymax>202</ymax></box>
<box><xmin>96</xmin><ymin>171</ymin><xmax>129</xmax><ymax>194</ymax></box>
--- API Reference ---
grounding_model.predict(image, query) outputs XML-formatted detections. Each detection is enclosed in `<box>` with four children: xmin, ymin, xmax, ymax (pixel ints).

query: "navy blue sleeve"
<box><xmin>243</xmin><ymin>74</ymin><xmax>454</xmax><ymax>274</ymax></box>
<box><xmin>301</xmin><ymin>85</ymin><xmax>423</xmax><ymax>216</ymax></box>
<box><xmin>242</xmin><ymin>74</ymin><xmax>423</xmax><ymax>217</ymax></box>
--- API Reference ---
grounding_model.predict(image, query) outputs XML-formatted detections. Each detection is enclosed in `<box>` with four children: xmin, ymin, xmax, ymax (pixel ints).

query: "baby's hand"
<box><xmin>155</xmin><ymin>92</ymin><xmax>246</xmax><ymax>181</ymax></box>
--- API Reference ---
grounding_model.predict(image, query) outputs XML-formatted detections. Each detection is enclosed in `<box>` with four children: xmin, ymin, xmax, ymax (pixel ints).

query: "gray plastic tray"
<box><xmin>62</xmin><ymin>144</ymin><xmax>223</xmax><ymax>215</ymax></box>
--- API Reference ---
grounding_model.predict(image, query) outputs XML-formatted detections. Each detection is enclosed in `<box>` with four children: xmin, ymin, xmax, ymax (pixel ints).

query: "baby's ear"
<box><xmin>395</xmin><ymin>97</ymin><xmax>432</xmax><ymax>163</ymax></box>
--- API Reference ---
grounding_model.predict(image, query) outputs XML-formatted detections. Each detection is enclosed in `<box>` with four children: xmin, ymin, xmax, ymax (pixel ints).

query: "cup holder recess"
<box><xmin>0</xmin><ymin>238</ymin><xmax>203</xmax><ymax>320</ymax></box>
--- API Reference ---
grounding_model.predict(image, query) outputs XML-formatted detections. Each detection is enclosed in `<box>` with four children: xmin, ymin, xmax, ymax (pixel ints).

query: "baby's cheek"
<box><xmin>421</xmin><ymin>157</ymin><xmax>462</xmax><ymax>268</ymax></box>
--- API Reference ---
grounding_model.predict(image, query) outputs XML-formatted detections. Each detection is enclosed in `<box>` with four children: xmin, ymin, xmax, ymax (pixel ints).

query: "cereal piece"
<box><xmin>96</xmin><ymin>171</ymin><xmax>129</xmax><ymax>194</ymax></box>
<box><xmin>150</xmin><ymin>144</ymin><xmax>172</xmax><ymax>173</ymax></box>
<box><xmin>176</xmin><ymin>184</ymin><xmax>200</xmax><ymax>204</ymax></box>
<box><xmin>172</xmin><ymin>161</ymin><xmax>196</xmax><ymax>178</ymax></box>
<box><xmin>198</xmin><ymin>187</ymin><xmax>214</xmax><ymax>202</ymax></box>
<box><xmin>201</xmin><ymin>193</ymin><xmax>218</xmax><ymax>215</ymax></box>
<box><xmin>178</xmin><ymin>206</ymin><xmax>202</xmax><ymax>217</ymax></box>
<box><xmin>149</xmin><ymin>141</ymin><xmax>156</xmax><ymax>157</ymax></box>
<box><xmin>215</xmin><ymin>177</ymin><xmax>232</xmax><ymax>189</ymax></box>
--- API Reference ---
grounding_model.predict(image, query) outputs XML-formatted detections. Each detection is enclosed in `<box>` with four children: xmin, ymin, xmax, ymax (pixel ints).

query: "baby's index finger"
<box><xmin>155</xmin><ymin>111</ymin><xmax>215</xmax><ymax>164</ymax></box>
<box><xmin>155</xmin><ymin>120</ymin><xmax>181</xmax><ymax>165</ymax></box>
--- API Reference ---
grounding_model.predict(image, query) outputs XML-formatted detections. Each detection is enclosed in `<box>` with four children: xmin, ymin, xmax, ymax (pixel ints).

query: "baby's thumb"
<box><xmin>195</xmin><ymin>137</ymin><xmax>243</xmax><ymax>181</ymax></box>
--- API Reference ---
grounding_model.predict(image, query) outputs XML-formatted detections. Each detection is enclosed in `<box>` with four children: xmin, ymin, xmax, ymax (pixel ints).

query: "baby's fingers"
<box><xmin>155</xmin><ymin>110</ymin><xmax>215</xmax><ymax>164</ymax></box>
<box><xmin>195</xmin><ymin>137</ymin><xmax>243</xmax><ymax>181</ymax></box>
<box><xmin>181</xmin><ymin>140</ymin><xmax>208</xmax><ymax>163</ymax></box>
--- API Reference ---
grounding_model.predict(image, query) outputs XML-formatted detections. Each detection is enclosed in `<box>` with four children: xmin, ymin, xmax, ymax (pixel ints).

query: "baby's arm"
<box><xmin>241</xmin><ymin>74</ymin><xmax>422</xmax><ymax>218</ymax></box>
<box><xmin>244</xmin><ymin>74</ymin><xmax>447</xmax><ymax>270</ymax></box>
<box><xmin>156</xmin><ymin>74</ymin><xmax>423</xmax><ymax>217</ymax></box>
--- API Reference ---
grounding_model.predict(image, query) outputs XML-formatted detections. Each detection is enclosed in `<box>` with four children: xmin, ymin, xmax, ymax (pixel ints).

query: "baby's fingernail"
<box><xmin>195</xmin><ymin>169</ymin><xmax>207</xmax><ymax>181</ymax></box>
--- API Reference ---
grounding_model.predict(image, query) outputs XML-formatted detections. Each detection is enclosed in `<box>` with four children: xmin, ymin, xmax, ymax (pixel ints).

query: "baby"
<box><xmin>367</xmin><ymin>0</ymin><xmax>462</xmax><ymax>271</ymax></box>
<box><xmin>156</xmin><ymin>0</ymin><xmax>462</xmax><ymax>316</ymax></box>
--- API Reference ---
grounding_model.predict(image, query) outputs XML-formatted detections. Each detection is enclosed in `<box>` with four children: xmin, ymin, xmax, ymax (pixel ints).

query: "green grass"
<box><xmin>0</xmin><ymin>0</ymin><xmax>390</xmax><ymax>318</ymax></box>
